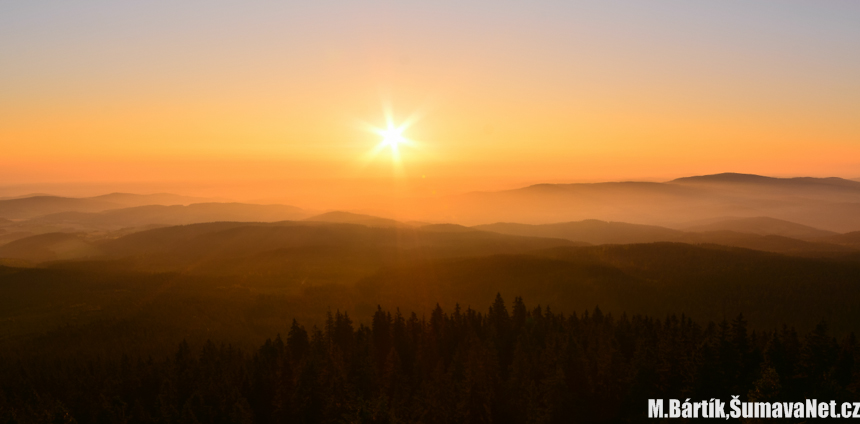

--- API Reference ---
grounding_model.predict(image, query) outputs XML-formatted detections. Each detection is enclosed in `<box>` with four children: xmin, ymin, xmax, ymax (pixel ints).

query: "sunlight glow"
<box><xmin>379</xmin><ymin>126</ymin><xmax>405</xmax><ymax>150</ymax></box>
<box><xmin>359</xmin><ymin>108</ymin><xmax>422</xmax><ymax>170</ymax></box>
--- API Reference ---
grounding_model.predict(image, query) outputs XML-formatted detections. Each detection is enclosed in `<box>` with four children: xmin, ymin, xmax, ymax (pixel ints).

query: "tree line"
<box><xmin>1</xmin><ymin>295</ymin><xmax>857</xmax><ymax>423</ymax></box>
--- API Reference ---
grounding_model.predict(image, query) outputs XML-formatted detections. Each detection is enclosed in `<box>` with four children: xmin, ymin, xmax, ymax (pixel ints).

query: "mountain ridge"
<box><xmin>0</xmin><ymin>193</ymin><xmax>229</xmax><ymax>220</ymax></box>
<box><xmin>473</xmin><ymin>219</ymin><xmax>855</xmax><ymax>255</ymax></box>
<box><xmin>27</xmin><ymin>203</ymin><xmax>307</xmax><ymax>231</ymax></box>
<box><xmin>681</xmin><ymin>216</ymin><xmax>836</xmax><ymax>240</ymax></box>
<box><xmin>424</xmin><ymin>173</ymin><xmax>860</xmax><ymax>231</ymax></box>
<box><xmin>304</xmin><ymin>211</ymin><xmax>407</xmax><ymax>228</ymax></box>
<box><xmin>670</xmin><ymin>172</ymin><xmax>860</xmax><ymax>189</ymax></box>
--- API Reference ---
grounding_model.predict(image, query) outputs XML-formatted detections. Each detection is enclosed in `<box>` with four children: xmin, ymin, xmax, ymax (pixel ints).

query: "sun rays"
<box><xmin>357</xmin><ymin>106</ymin><xmax>423</xmax><ymax>175</ymax></box>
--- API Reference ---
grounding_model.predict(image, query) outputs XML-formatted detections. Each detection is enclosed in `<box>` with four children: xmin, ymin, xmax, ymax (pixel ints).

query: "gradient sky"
<box><xmin>2</xmin><ymin>1</ymin><xmax>859</xmax><ymax>202</ymax></box>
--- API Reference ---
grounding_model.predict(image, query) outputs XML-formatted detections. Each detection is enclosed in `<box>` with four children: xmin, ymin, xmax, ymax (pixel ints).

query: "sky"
<box><xmin>1</xmin><ymin>1</ymin><xmax>859</xmax><ymax>203</ymax></box>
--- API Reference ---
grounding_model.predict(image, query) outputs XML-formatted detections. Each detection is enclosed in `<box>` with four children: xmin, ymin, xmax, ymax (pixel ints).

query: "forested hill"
<box><xmin>356</xmin><ymin>243</ymin><xmax>860</xmax><ymax>335</ymax></box>
<box><xmin>0</xmin><ymin>296</ymin><xmax>856</xmax><ymax>423</ymax></box>
<box><xmin>2</xmin><ymin>242</ymin><xmax>859</xmax><ymax>359</ymax></box>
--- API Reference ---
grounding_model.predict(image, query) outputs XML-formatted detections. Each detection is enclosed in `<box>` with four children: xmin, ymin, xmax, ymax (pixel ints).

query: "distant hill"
<box><xmin>0</xmin><ymin>196</ymin><xmax>122</xmax><ymax>220</ymax></box>
<box><xmin>817</xmin><ymin>231</ymin><xmax>860</xmax><ymax>249</ymax></box>
<box><xmin>0</xmin><ymin>193</ymin><xmax>228</xmax><ymax>220</ymax></box>
<box><xmin>7</xmin><ymin>214</ymin><xmax>851</xmax><ymax>268</ymax></box>
<box><xmin>0</xmin><ymin>257</ymin><xmax>33</xmax><ymax>268</ymax></box>
<box><xmin>100</xmin><ymin>221</ymin><xmax>576</xmax><ymax>262</ymax></box>
<box><xmin>0</xmin><ymin>193</ymin><xmax>52</xmax><ymax>201</ymax></box>
<box><xmin>672</xmin><ymin>173</ymin><xmax>776</xmax><ymax>185</ymax></box>
<box><xmin>88</xmin><ymin>193</ymin><xmax>222</xmax><ymax>207</ymax></box>
<box><xmin>474</xmin><ymin>219</ymin><xmax>854</xmax><ymax>256</ymax></box>
<box><xmin>356</xmin><ymin>243</ymin><xmax>860</xmax><ymax>334</ymax></box>
<box><xmin>304</xmin><ymin>211</ymin><xmax>406</xmax><ymax>228</ymax></box>
<box><xmin>682</xmin><ymin>216</ymin><xmax>836</xmax><ymax>240</ymax></box>
<box><xmin>474</xmin><ymin>220</ymin><xmax>682</xmax><ymax>244</ymax></box>
<box><xmin>0</xmin><ymin>231</ymin><xmax>37</xmax><ymax>246</ymax></box>
<box><xmin>0</xmin><ymin>233</ymin><xmax>101</xmax><ymax>262</ymax></box>
<box><xmin>418</xmin><ymin>173</ymin><xmax>860</xmax><ymax>232</ymax></box>
<box><xmin>419</xmin><ymin>223</ymin><xmax>480</xmax><ymax>233</ymax></box>
<box><xmin>428</xmin><ymin>181</ymin><xmax>707</xmax><ymax>226</ymax></box>
<box><xmin>671</xmin><ymin>172</ymin><xmax>860</xmax><ymax>190</ymax></box>
<box><xmin>61</xmin><ymin>221</ymin><xmax>579</xmax><ymax>283</ymax></box>
<box><xmin>673</xmin><ymin>231</ymin><xmax>855</xmax><ymax>255</ymax></box>
<box><xmin>27</xmin><ymin>203</ymin><xmax>308</xmax><ymax>231</ymax></box>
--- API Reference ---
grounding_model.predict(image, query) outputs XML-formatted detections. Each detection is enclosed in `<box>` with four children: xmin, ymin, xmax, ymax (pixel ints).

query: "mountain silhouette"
<box><xmin>0</xmin><ymin>232</ymin><xmax>101</xmax><ymax>262</ymax></box>
<box><xmin>0</xmin><ymin>196</ymin><xmax>123</xmax><ymax>219</ymax></box>
<box><xmin>474</xmin><ymin>219</ymin><xmax>854</xmax><ymax>255</ymax></box>
<box><xmin>681</xmin><ymin>216</ymin><xmax>836</xmax><ymax>240</ymax></box>
<box><xmin>88</xmin><ymin>192</ymin><xmax>223</xmax><ymax>206</ymax></box>
<box><xmin>418</xmin><ymin>223</ymin><xmax>479</xmax><ymax>233</ymax></box>
<box><xmin>5</xmin><ymin>221</ymin><xmax>571</xmax><ymax>283</ymax></box>
<box><xmin>474</xmin><ymin>220</ymin><xmax>682</xmax><ymax>244</ymax></box>
<box><xmin>421</xmin><ymin>173</ymin><xmax>860</xmax><ymax>231</ymax></box>
<box><xmin>817</xmin><ymin>231</ymin><xmax>860</xmax><ymax>249</ymax></box>
<box><xmin>356</xmin><ymin>242</ymin><xmax>860</xmax><ymax>334</ymax></box>
<box><xmin>304</xmin><ymin>211</ymin><xmax>406</xmax><ymax>227</ymax></box>
<box><xmin>672</xmin><ymin>172</ymin><xmax>860</xmax><ymax>189</ymax></box>
<box><xmin>27</xmin><ymin>202</ymin><xmax>307</xmax><ymax>231</ymax></box>
<box><xmin>0</xmin><ymin>193</ymin><xmax>226</xmax><ymax>220</ymax></box>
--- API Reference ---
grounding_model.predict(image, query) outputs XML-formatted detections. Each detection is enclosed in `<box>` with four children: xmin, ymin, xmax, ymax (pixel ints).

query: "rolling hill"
<box><xmin>3</xmin><ymin>237</ymin><xmax>860</xmax><ymax>356</ymax></box>
<box><xmin>671</xmin><ymin>172</ymin><xmax>860</xmax><ymax>191</ymax></box>
<box><xmin>88</xmin><ymin>192</ymin><xmax>222</xmax><ymax>207</ymax></box>
<box><xmin>355</xmin><ymin>243</ymin><xmax>860</xmax><ymax>334</ymax></box>
<box><xmin>0</xmin><ymin>196</ymin><xmax>123</xmax><ymax>220</ymax></box>
<box><xmin>2</xmin><ymin>223</ymin><xmax>860</xmax><ymax>362</ymax></box>
<box><xmin>473</xmin><ymin>219</ymin><xmax>855</xmax><ymax>256</ymax></box>
<box><xmin>416</xmin><ymin>173</ymin><xmax>860</xmax><ymax>232</ymax></box>
<box><xmin>0</xmin><ymin>222</ymin><xmax>578</xmax><ymax>287</ymax></box>
<box><xmin>0</xmin><ymin>193</ymin><xmax>226</xmax><ymax>220</ymax></box>
<box><xmin>26</xmin><ymin>202</ymin><xmax>308</xmax><ymax>231</ymax></box>
<box><xmin>672</xmin><ymin>231</ymin><xmax>855</xmax><ymax>255</ymax></box>
<box><xmin>681</xmin><ymin>216</ymin><xmax>836</xmax><ymax>240</ymax></box>
<box><xmin>817</xmin><ymin>231</ymin><xmax>860</xmax><ymax>249</ymax></box>
<box><xmin>304</xmin><ymin>211</ymin><xmax>405</xmax><ymax>228</ymax></box>
<box><xmin>5</xmin><ymin>212</ymin><xmax>856</xmax><ymax>269</ymax></box>
<box><xmin>474</xmin><ymin>220</ymin><xmax>683</xmax><ymax>244</ymax></box>
<box><xmin>97</xmin><ymin>221</ymin><xmax>576</xmax><ymax>262</ymax></box>
<box><xmin>0</xmin><ymin>233</ymin><xmax>102</xmax><ymax>262</ymax></box>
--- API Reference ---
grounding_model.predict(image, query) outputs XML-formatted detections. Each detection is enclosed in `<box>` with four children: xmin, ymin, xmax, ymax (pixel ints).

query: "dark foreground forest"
<box><xmin>1</xmin><ymin>296</ymin><xmax>857</xmax><ymax>424</ymax></box>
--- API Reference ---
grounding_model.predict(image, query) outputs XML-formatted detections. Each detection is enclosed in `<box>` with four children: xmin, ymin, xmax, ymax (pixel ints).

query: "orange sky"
<box><xmin>1</xmin><ymin>1</ymin><xmax>859</xmax><ymax>204</ymax></box>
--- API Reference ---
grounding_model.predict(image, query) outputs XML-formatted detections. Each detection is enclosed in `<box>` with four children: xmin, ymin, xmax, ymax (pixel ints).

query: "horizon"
<box><xmin>2</xmin><ymin>171</ymin><xmax>860</xmax><ymax>206</ymax></box>
<box><xmin>3</xmin><ymin>171</ymin><xmax>860</xmax><ymax>231</ymax></box>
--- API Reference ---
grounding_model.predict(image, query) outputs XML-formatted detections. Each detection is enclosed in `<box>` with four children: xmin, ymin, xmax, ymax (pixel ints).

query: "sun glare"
<box><xmin>379</xmin><ymin>126</ymin><xmax>405</xmax><ymax>150</ymax></box>
<box><xmin>373</xmin><ymin>123</ymin><xmax>407</xmax><ymax>162</ymax></box>
<box><xmin>360</xmin><ymin>109</ymin><xmax>421</xmax><ymax>169</ymax></box>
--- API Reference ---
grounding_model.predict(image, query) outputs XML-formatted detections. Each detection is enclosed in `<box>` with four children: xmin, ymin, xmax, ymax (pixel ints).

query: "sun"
<box><xmin>373</xmin><ymin>123</ymin><xmax>407</xmax><ymax>162</ymax></box>
<box><xmin>361</xmin><ymin>115</ymin><xmax>418</xmax><ymax>165</ymax></box>
<box><xmin>356</xmin><ymin>105</ymin><xmax>424</xmax><ymax>175</ymax></box>
<box><xmin>378</xmin><ymin>125</ymin><xmax>405</xmax><ymax>151</ymax></box>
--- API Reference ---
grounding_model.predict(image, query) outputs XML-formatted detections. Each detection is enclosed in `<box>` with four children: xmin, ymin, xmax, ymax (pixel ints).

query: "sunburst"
<box><xmin>360</xmin><ymin>108</ymin><xmax>420</xmax><ymax>166</ymax></box>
